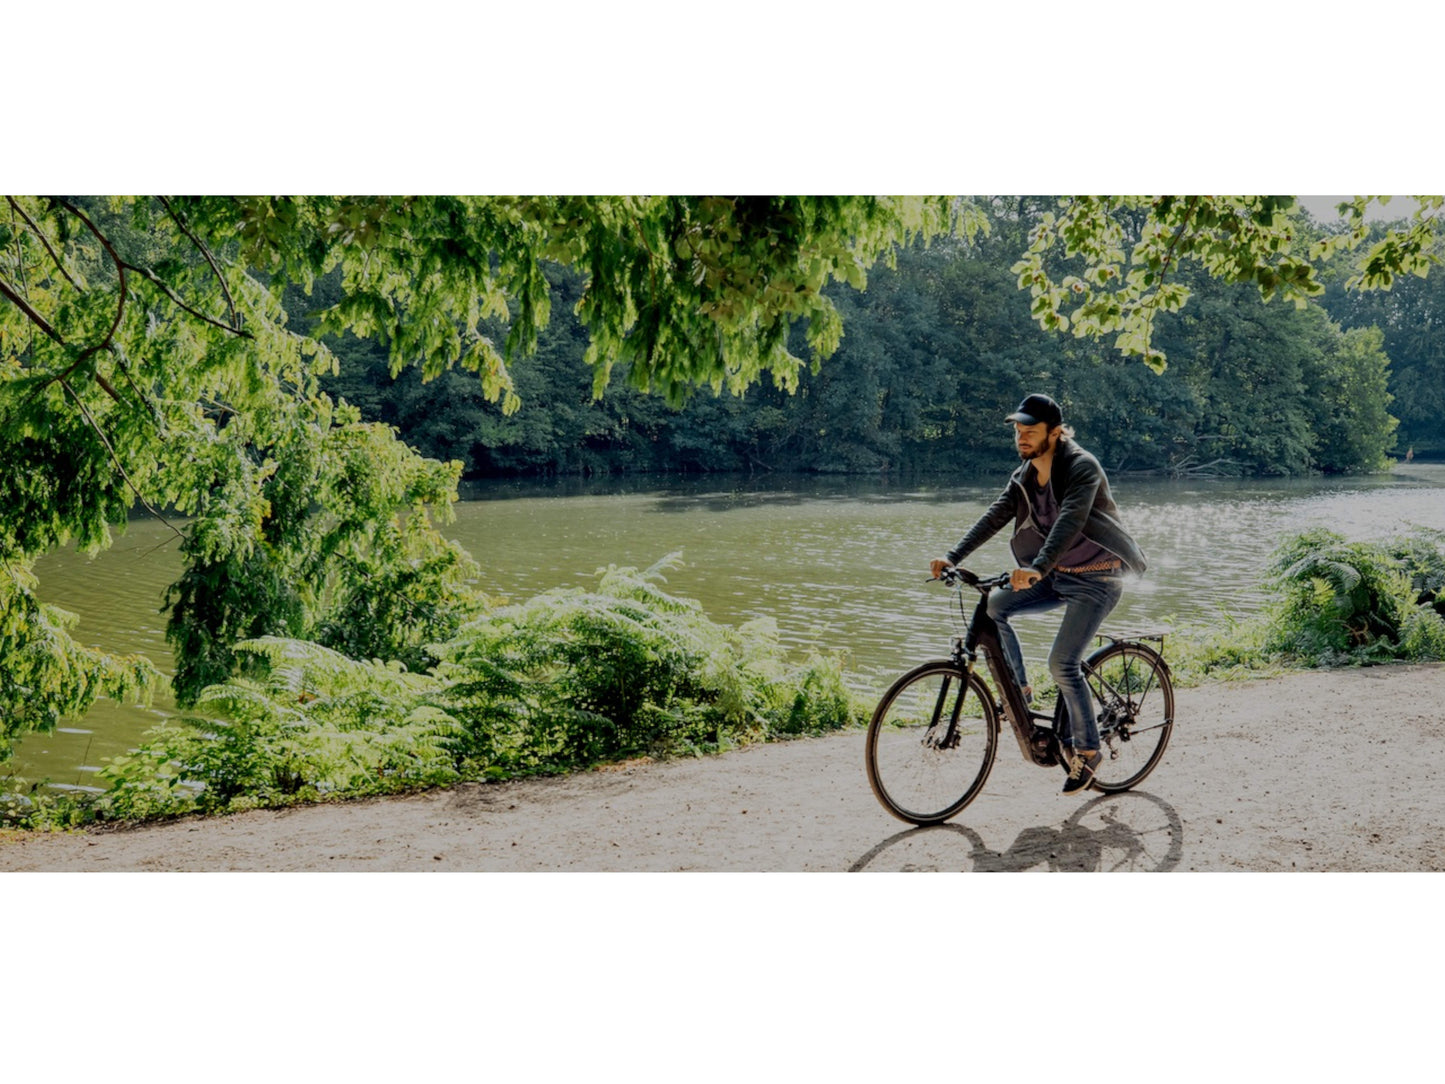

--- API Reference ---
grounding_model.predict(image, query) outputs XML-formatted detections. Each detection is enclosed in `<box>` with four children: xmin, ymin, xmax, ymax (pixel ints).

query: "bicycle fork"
<box><xmin>924</xmin><ymin>657</ymin><xmax>973</xmax><ymax>751</ymax></box>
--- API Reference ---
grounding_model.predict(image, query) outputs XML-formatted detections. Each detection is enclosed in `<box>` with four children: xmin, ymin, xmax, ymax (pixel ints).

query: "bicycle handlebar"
<box><xmin>929</xmin><ymin>566</ymin><xmax>1010</xmax><ymax>591</ymax></box>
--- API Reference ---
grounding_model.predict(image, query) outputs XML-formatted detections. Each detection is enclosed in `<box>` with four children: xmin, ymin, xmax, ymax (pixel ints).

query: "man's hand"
<box><xmin>1010</xmin><ymin>567</ymin><xmax>1043</xmax><ymax>591</ymax></box>
<box><xmin>930</xmin><ymin>558</ymin><xmax>954</xmax><ymax>580</ymax></box>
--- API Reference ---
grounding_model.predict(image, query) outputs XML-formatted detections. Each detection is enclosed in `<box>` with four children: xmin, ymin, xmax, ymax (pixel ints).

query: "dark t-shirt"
<box><xmin>1031</xmin><ymin>475</ymin><xmax>1114</xmax><ymax>570</ymax></box>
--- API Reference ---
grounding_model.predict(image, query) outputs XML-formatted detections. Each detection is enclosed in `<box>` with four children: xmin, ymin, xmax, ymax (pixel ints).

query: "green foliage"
<box><xmin>1168</xmin><ymin>615</ymin><xmax>1287</xmax><ymax>684</ymax></box>
<box><xmin>209</xmin><ymin>194</ymin><xmax>970</xmax><ymax>408</ymax></box>
<box><xmin>434</xmin><ymin>555</ymin><xmax>863</xmax><ymax>771</ymax></box>
<box><xmin>1169</xmin><ymin>528</ymin><xmax>1445</xmax><ymax>678</ymax></box>
<box><xmin>327</xmin><ymin>215</ymin><xmax>1403</xmax><ymax>482</ymax></box>
<box><xmin>0</xmin><ymin>562</ymin><xmax>160</xmax><ymax>759</ymax></box>
<box><xmin>77</xmin><ymin>559</ymin><xmax>867</xmax><ymax>824</ymax></box>
<box><xmin>1136</xmin><ymin>270</ymin><xmax>1398</xmax><ymax>476</ymax></box>
<box><xmin>162</xmin><ymin>400</ymin><xmax>481</xmax><ymax>707</ymax></box>
<box><xmin>0</xmin><ymin>195</ymin><xmax>962</xmax><ymax>757</ymax></box>
<box><xmin>1316</xmin><ymin>196</ymin><xmax>1445</xmax><ymax>291</ymax></box>
<box><xmin>758</xmin><ymin>651</ymin><xmax>860</xmax><ymax>737</ymax></box>
<box><xmin>1307</xmin><ymin>326</ymin><xmax>1397</xmax><ymax>473</ymax></box>
<box><xmin>1382</xmin><ymin>528</ymin><xmax>1445</xmax><ymax>620</ymax></box>
<box><xmin>1264</xmin><ymin>529</ymin><xmax>1415</xmax><ymax>662</ymax></box>
<box><xmin>1175</xmin><ymin>528</ymin><xmax>1445</xmax><ymax>673</ymax></box>
<box><xmin>1011</xmin><ymin>195</ymin><xmax>1443</xmax><ymax>371</ymax></box>
<box><xmin>1319</xmin><ymin>221</ymin><xmax>1445</xmax><ymax>455</ymax></box>
<box><xmin>1400</xmin><ymin>606</ymin><xmax>1445</xmax><ymax>660</ymax></box>
<box><xmin>101</xmin><ymin>637</ymin><xmax>461</xmax><ymax>820</ymax></box>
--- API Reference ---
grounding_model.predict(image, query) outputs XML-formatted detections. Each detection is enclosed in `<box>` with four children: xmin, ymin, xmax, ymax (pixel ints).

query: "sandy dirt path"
<box><xmin>3</xmin><ymin>663</ymin><xmax>1443</xmax><ymax>872</ymax></box>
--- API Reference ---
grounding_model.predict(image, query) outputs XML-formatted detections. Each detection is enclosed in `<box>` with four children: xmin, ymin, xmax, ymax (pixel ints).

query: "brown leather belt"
<box><xmin>1057</xmin><ymin>558</ymin><xmax>1123</xmax><ymax>574</ymax></box>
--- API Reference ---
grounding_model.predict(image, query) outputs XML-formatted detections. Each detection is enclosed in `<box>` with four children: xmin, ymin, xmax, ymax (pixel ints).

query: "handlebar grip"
<box><xmin>931</xmin><ymin>566</ymin><xmax>981</xmax><ymax>587</ymax></box>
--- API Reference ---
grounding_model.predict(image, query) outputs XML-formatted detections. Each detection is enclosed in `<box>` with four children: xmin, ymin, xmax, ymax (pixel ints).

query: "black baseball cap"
<box><xmin>1006</xmin><ymin>393</ymin><xmax>1063</xmax><ymax>428</ymax></box>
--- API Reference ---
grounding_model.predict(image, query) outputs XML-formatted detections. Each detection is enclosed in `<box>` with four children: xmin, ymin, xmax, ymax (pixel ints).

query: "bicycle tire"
<box><xmin>865</xmin><ymin>660</ymin><xmax>999</xmax><ymax>825</ymax></box>
<box><xmin>1061</xmin><ymin>641</ymin><xmax>1175</xmax><ymax>794</ymax></box>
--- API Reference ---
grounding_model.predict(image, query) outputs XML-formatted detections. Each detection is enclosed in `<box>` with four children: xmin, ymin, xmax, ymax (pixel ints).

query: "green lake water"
<box><xmin>10</xmin><ymin>463</ymin><xmax>1445</xmax><ymax>793</ymax></box>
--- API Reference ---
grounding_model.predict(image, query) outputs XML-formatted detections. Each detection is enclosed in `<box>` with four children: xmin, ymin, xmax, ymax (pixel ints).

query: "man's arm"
<box><xmin>933</xmin><ymin>485</ymin><xmax>1016</xmax><ymax>576</ymax></box>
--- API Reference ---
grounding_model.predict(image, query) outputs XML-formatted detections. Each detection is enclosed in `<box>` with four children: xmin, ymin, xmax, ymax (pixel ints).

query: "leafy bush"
<box><xmin>163</xmin><ymin>410</ymin><xmax>482</xmax><ymax>708</ymax></box>
<box><xmin>74</xmin><ymin>556</ymin><xmax>865</xmax><ymax>824</ymax></box>
<box><xmin>435</xmin><ymin>556</ymin><xmax>862</xmax><ymax>773</ymax></box>
<box><xmin>1401</xmin><ymin>606</ymin><xmax>1445</xmax><ymax>660</ymax></box>
<box><xmin>100</xmin><ymin>638</ymin><xmax>461</xmax><ymax>820</ymax></box>
<box><xmin>1175</xmin><ymin>528</ymin><xmax>1445</xmax><ymax>675</ymax></box>
<box><xmin>1262</xmin><ymin>529</ymin><xmax>1414</xmax><ymax>663</ymax></box>
<box><xmin>1385</xmin><ymin>528</ymin><xmax>1445</xmax><ymax>619</ymax></box>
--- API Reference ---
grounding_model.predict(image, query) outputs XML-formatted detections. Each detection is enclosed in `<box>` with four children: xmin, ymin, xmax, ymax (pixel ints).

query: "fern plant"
<box><xmin>1262</xmin><ymin>528</ymin><xmax>1445</xmax><ymax>665</ymax></box>
<box><xmin>1169</xmin><ymin>528</ymin><xmax>1445</xmax><ymax>676</ymax></box>
<box><xmin>87</xmin><ymin>556</ymin><xmax>866</xmax><ymax>823</ymax></box>
<box><xmin>1386</xmin><ymin>527</ymin><xmax>1445</xmax><ymax>619</ymax></box>
<box><xmin>100</xmin><ymin>637</ymin><xmax>460</xmax><ymax>819</ymax></box>
<box><xmin>436</xmin><ymin>555</ymin><xmax>858</xmax><ymax>773</ymax></box>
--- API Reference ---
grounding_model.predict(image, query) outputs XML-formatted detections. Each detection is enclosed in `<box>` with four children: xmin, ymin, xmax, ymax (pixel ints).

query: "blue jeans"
<box><xmin>986</xmin><ymin>571</ymin><xmax>1125</xmax><ymax>752</ymax></box>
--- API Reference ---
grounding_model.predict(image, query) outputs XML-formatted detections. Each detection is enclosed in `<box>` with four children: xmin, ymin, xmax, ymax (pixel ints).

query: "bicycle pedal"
<box><xmin>1029</xmin><ymin>736</ymin><xmax>1058</xmax><ymax>766</ymax></box>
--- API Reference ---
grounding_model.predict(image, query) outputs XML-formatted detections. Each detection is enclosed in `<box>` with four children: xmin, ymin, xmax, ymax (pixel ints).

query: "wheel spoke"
<box><xmin>866</xmin><ymin>662</ymin><xmax>998</xmax><ymax>825</ymax></box>
<box><xmin>1083</xmin><ymin>644</ymin><xmax>1174</xmax><ymax>793</ymax></box>
<box><xmin>1122</xmin><ymin>721</ymin><xmax>1170</xmax><ymax>736</ymax></box>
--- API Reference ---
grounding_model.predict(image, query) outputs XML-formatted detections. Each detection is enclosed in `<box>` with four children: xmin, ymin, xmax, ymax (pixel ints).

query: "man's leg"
<box><xmin>1048</xmin><ymin>572</ymin><xmax>1126</xmax><ymax>752</ymax></box>
<box><xmin>987</xmin><ymin>578</ymin><xmax>1063</xmax><ymax>699</ymax></box>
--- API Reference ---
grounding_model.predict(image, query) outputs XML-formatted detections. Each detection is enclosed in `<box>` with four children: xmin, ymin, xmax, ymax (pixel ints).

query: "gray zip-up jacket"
<box><xmin>945</xmin><ymin>439</ymin><xmax>1147</xmax><ymax>576</ymax></box>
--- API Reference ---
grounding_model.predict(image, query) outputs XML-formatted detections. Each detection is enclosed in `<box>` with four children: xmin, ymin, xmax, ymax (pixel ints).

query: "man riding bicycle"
<box><xmin>930</xmin><ymin>394</ymin><xmax>1147</xmax><ymax>794</ymax></box>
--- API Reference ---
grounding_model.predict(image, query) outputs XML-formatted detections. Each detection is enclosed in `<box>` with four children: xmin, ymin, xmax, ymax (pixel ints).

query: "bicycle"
<box><xmin>865</xmin><ymin>566</ymin><xmax>1176</xmax><ymax>826</ymax></box>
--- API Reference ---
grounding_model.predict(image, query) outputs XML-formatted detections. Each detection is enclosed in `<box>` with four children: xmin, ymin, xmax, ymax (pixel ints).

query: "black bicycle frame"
<box><xmin>951</xmin><ymin>582</ymin><xmax>1059</xmax><ymax>767</ymax></box>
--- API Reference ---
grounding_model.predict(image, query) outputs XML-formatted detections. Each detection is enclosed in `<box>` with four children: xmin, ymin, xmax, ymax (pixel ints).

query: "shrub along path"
<box><xmin>3</xmin><ymin>663</ymin><xmax>1443</xmax><ymax>872</ymax></box>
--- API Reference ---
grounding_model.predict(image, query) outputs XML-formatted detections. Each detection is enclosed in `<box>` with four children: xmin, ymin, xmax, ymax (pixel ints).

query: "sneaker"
<box><xmin>1062</xmin><ymin>749</ymin><xmax>1102</xmax><ymax>794</ymax></box>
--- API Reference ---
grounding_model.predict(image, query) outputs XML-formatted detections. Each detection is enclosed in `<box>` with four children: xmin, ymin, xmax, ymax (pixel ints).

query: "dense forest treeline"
<box><xmin>310</xmin><ymin>200</ymin><xmax>1439</xmax><ymax>479</ymax></box>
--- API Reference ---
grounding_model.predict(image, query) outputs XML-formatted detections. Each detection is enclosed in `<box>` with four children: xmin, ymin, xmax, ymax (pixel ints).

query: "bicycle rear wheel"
<box><xmin>865</xmin><ymin>660</ymin><xmax>999</xmax><ymax>825</ymax></box>
<box><xmin>1078</xmin><ymin>641</ymin><xmax>1174</xmax><ymax>793</ymax></box>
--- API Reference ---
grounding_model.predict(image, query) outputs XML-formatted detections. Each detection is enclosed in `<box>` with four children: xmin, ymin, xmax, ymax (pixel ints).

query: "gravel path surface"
<box><xmin>3</xmin><ymin>663</ymin><xmax>1443</xmax><ymax>872</ymax></box>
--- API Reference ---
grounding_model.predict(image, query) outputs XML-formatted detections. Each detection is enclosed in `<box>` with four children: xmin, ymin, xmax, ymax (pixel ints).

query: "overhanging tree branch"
<box><xmin>57</xmin><ymin>375</ymin><xmax>183</xmax><ymax>547</ymax></box>
<box><xmin>1132</xmin><ymin>195</ymin><xmax>1200</xmax><ymax>352</ymax></box>
<box><xmin>51</xmin><ymin>197</ymin><xmax>128</xmax><ymax>376</ymax></box>
<box><xmin>5</xmin><ymin>196</ymin><xmax>80</xmax><ymax>289</ymax></box>
<box><xmin>2</xmin><ymin>267</ymin><xmax>131</xmax><ymax>415</ymax></box>
<box><xmin>13</xmin><ymin>199</ymin><xmax>135</xmax><ymax>409</ymax></box>
<box><xmin>121</xmin><ymin>260</ymin><xmax>255</xmax><ymax>340</ymax></box>
<box><xmin>0</xmin><ymin>273</ymin><xmax>64</xmax><ymax>343</ymax></box>
<box><xmin>160</xmin><ymin>195</ymin><xmax>242</xmax><ymax>332</ymax></box>
<box><xmin>1161</xmin><ymin>195</ymin><xmax>1201</xmax><ymax>268</ymax></box>
<box><xmin>109</xmin><ymin>343</ymin><xmax>165</xmax><ymax>429</ymax></box>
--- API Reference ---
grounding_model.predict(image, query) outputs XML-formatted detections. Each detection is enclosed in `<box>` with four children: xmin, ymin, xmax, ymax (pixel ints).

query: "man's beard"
<box><xmin>1018</xmin><ymin>432</ymin><xmax>1056</xmax><ymax>461</ymax></box>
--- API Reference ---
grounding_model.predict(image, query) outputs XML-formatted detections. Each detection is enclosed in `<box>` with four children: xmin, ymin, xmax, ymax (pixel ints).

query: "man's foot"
<box><xmin>1062</xmin><ymin>749</ymin><xmax>1102</xmax><ymax>794</ymax></box>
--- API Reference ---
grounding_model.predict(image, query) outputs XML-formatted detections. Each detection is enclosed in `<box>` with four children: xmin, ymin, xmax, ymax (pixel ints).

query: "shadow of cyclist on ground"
<box><xmin>849</xmin><ymin>791</ymin><xmax>1183</xmax><ymax>872</ymax></box>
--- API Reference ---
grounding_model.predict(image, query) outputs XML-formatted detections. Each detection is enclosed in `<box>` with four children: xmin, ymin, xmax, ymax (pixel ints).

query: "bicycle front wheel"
<box><xmin>865</xmin><ymin>660</ymin><xmax>999</xmax><ymax>825</ymax></box>
<box><xmin>1082</xmin><ymin>642</ymin><xmax>1175</xmax><ymax>793</ymax></box>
